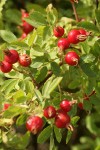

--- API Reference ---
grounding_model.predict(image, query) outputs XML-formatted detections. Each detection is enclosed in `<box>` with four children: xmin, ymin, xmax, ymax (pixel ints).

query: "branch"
<box><xmin>70</xmin><ymin>1</ymin><xmax>79</xmax><ymax>22</ymax></box>
<box><xmin>13</xmin><ymin>67</ymin><xmax>39</xmax><ymax>88</ymax></box>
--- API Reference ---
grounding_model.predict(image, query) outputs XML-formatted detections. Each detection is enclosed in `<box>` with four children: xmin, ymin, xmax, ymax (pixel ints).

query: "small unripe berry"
<box><xmin>4</xmin><ymin>49</ymin><xmax>19</xmax><ymax>64</ymax></box>
<box><xmin>19</xmin><ymin>54</ymin><xmax>31</xmax><ymax>67</ymax></box>
<box><xmin>43</xmin><ymin>106</ymin><xmax>56</xmax><ymax>119</ymax></box>
<box><xmin>0</xmin><ymin>61</ymin><xmax>12</xmax><ymax>73</ymax></box>
<box><xmin>65</xmin><ymin>51</ymin><xmax>80</xmax><ymax>66</ymax></box>
<box><xmin>58</xmin><ymin>38</ymin><xmax>70</xmax><ymax>50</ymax></box>
<box><xmin>55</xmin><ymin>111</ymin><xmax>70</xmax><ymax>128</ymax></box>
<box><xmin>26</xmin><ymin>116</ymin><xmax>43</xmax><ymax>134</ymax></box>
<box><xmin>53</xmin><ymin>26</ymin><xmax>64</xmax><ymax>38</ymax></box>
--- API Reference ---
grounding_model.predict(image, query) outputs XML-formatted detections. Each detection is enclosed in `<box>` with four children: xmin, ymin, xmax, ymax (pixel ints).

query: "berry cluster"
<box><xmin>21</xmin><ymin>10</ymin><xmax>34</xmax><ymax>39</ymax></box>
<box><xmin>54</xmin><ymin>26</ymin><xmax>89</xmax><ymax>66</ymax></box>
<box><xmin>43</xmin><ymin>99</ymin><xmax>77</xmax><ymax>129</ymax></box>
<box><xmin>0</xmin><ymin>49</ymin><xmax>31</xmax><ymax>73</ymax></box>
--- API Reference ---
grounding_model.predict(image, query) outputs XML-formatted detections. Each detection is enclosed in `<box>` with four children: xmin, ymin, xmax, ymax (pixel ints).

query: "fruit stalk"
<box><xmin>70</xmin><ymin>0</ymin><xmax>79</xmax><ymax>22</ymax></box>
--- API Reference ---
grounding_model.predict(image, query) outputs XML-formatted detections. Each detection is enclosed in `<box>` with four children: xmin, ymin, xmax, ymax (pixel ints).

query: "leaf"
<box><xmin>0</xmin><ymin>79</ymin><xmax>17</xmax><ymax>92</ymax></box>
<box><xmin>54</xmin><ymin>126</ymin><xmax>62</xmax><ymax>143</ymax></box>
<box><xmin>42</xmin><ymin>76</ymin><xmax>53</xmax><ymax>98</ymax></box>
<box><xmin>42</xmin><ymin>76</ymin><xmax>63</xmax><ymax>98</ymax></box>
<box><xmin>16</xmin><ymin>114</ymin><xmax>28</xmax><ymax>126</ymax></box>
<box><xmin>4</xmin><ymin>79</ymin><xmax>18</xmax><ymax>95</ymax></box>
<box><xmin>26</xmin><ymin>3</ymin><xmax>46</xmax><ymax>15</ymax></box>
<box><xmin>5</xmin><ymin>9</ymin><xmax>21</xmax><ymax>24</ymax></box>
<box><xmin>34</xmin><ymin>88</ymin><xmax>43</xmax><ymax>103</ymax></box>
<box><xmin>27</xmin><ymin>30</ymin><xmax>37</xmax><ymax>46</ymax></box>
<box><xmin>71</xmin><ymin>116</ymin><xmax>80</xmax><ymax>126</ymax></box>
<box><xmin>95</xmin><ymin>10</ymin><xmax>100</xmax><ymax>25</ymax></box>
<box><xmin>11</xmin><ymin>41</ymin><xmax>29</xmax><ymax>50</ymax></box>
<box><xmin>83</xmin><ymin>100</ymin><xmax>92</xmax><ymax>111</ymax></box>
<box><xmin>51</xmin><ymin>62</ymin><xmax>61</xmax><ymax>76</ymax></box>
<box><xmin>50</xmin><ymin>133</ymin><xmax>54</xmax><ymax>150</ymax></box>
<box><xmin>0</xmin><ymin>30</ymin><xmax>17</xmax><ymax>43</ymax></box>
<box><xmin>79</xmin><ymin>59</ymin><xmax>96</xmax><ymax>77</ymax></box>
<box><xmin>3</xmin><ymin>106</ymin><xmax>26</xmax><ymax>118</ymax></box>
<box><xmin>81</xmin><ymin>54</ymin><xmax>95</xmax><ymax>63</ymax></box>
<box><xmin>48</xmin><ymin>77</ymin><xmax>63</xmax><ymax>94</ymax></box>
<box><xmin>36</xmin><ymin>67</ymin><xmax>47</xmax><ymax>83</ymax></box>
<box><xmin>66</xmin><ymin>130</ymin><xmax>72</xmax><ymax>144</ymax></box>
<box><xmin>24</xmin><ymin>11</ymin><xmax>47</xmax><ymax>27</ymax></box>
<box><xmin>0</xmin><ymin>0</ymin><xmax>7</xmax><ymax>18</ymax></box>
<box><xmin>37</xmin><ymin>126</ymin><xmax>52</xmax><ymax>143</ymax></box>
<box><xmin>77</xmin><ymin>21</ymin><xmax>99</xmax><ymax>33</ymax></box>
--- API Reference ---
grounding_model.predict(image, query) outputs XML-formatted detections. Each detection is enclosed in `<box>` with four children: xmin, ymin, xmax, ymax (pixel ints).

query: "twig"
<box><xmin>13</xmin><ymin>67</ymin><xmax>39</xmax><ymax>87</ymax></box>
<box><xmin>70</xmin><ymin>1</ymin><xmax>79</xmax><ymax>22</ymax></box>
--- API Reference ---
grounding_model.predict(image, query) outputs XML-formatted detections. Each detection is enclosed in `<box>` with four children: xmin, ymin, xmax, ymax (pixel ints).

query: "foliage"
<box><xmin>0</xmin><ymin>0</ymin><xmax>100</xmax><ymax>150</ymax></box>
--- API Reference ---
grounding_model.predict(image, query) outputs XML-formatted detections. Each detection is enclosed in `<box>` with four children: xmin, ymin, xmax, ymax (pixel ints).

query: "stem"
<box><xmin>13</xmin><ymin>67</ymin><xmax>39</xmax><ymax>88</ymax></box>
<box><xmin>95</xmin><ymin>0</ymin><xmax>99</xmax><ymax>9</ymax></box>
<box><xmin>70</xmin><ymin>1</ymin><xmax>79</xmax><ymax>22</ymax></box>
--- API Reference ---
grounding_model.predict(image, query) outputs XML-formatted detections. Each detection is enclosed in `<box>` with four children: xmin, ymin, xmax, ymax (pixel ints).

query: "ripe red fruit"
<box><xmin>57</xmin><ymin>38</ymin><xmax>70</xmax><ymax>50</ymax></box>
<box><xmin>70</xmin><ymin>0</ymin><xmax>78</xmax><ymax>3</ymax></box>
<box><xmin>53</xmin><ymin>26</ymin><xmax>64</xmax><ymax>38</ymax></box>
<box><xmin>19</xmin><ymin>54</ymin><xmax>31</xmax><ymax>67</ymax></box>
<box><xmin>43</xmin><ymin>106</ymin><xmax>56</xmax><ymax>119</ymax></box>
<box><xmin>60</xmin><ymin>100</ymin><xmax>72</xmax><ymax>112</ymax></box>
<box><xmin>26</xmin><ymin>116</ymin><xmax>43</xmax><ymax>134</ymax></box>
<box><xmin>22</xmin><ymin>22</ymin><xmax>34</xmax><ymax>34</ymax></box>
<box><xmin>4</xmin><ymin>49</ymin><xmax>19</xmax><ymax>64</ymax></box>
<box><xmin>67</xmin><ymin>29</ymin><xmax>80</xmax><ymax>44</ymax></box>
<box><xmin>65</xmin><ymin>51</ymin><xmax>80</xmax><ymax>66</ymax></box>
<box><xmin>0</xmin><ymin>61</ymin><xmax>12</xmax><ymax>73</ymax></box>
<box><xmin>3</xmin><ymin>103</ymin><xmax>11</xmax><ymax>110</ymax></box>
<box><xmin>55</xmin><ymin>111</ymin><xmax>70</xmax><ymax>128</ymax></box>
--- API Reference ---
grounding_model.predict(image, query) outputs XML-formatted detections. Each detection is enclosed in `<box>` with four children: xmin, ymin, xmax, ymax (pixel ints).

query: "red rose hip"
<box><xmin>67</xmin><ymin>29</ymin><xmax>80</xmax><ymax>44</ymax></box>
<box><xmin>58</xmin><ymin>38</ymin><xmax>70</xmax><ymax>50</ymax></box>
<box><xmin>0</xmin><ymin>61</ymin><xmax>12</xmax><ymax>73</ymax></box>
<box><xmin>60</xmin><ymin>100</ymin><xmax>72</xmax><ymax>112</ymax></box>
<box><xmin>4</xmin><ymin>49</ymin><xmax>19</xmax><ymax>64</ymax></box>
<box><xmin>55</xmin><ymin>111</ymin><xmax>70</xmax><ymax>128</ymax></box>
<box><xmin>65</xmin><ymin>51</ymin><xmax>80</xmax><ymax>66</ymax></box>
<box><xmin>22</xmin><ymin>22</ymin><xmax>34</xmax><ymax>34</ymax></box>
<box><xmin>43</xmin><ymin>106</ymin><xmax>56</xmax><ymax>119</ymax></box>
<box><xmin>19</xmin><ymin>54</ymin><xmax>31</xmax><ymax>67</ymax></box>
<box><xmin>26</xmin><ymin>116</ymin><xmax>43</xmax><ymax>134</ymax></box>
<box><xmin>53</xmin><ymin>26</ymin><xmax>64</xmax><ymax>38</ymax></box>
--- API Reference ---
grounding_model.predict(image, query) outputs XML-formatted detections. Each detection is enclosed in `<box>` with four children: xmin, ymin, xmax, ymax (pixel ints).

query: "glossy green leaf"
<box><xmin>0</xmin><ymin>30</ymin><xmax>17</xmax><ymax>43</ymax></box>
<box><xmin>77</xmin><ymin>21</ymin><xmax>99</xmax><ymax>33</ymax></box>
<box><xmin>37</xmin><ymin>125</ymin><xmax>52</xmax><ymax>143</ymax></box>
<box><xmin>54</xmin><ymin>126</ymin><xmax>62</xmax><ymax>143</ymax></box>
<box><xmin>51</xmin><ymin>62</ymin><xmax>61</xmax><ymax>76</ymax></box>
<box><xmin>24</xmin><ymin>11</ymin><xmax>47</xmax><ymax>27</ymax></box>
<box><xmin>66</xmin><ymin>130</ymin><xmax>72</xmax><ymax>144</ymax></box>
